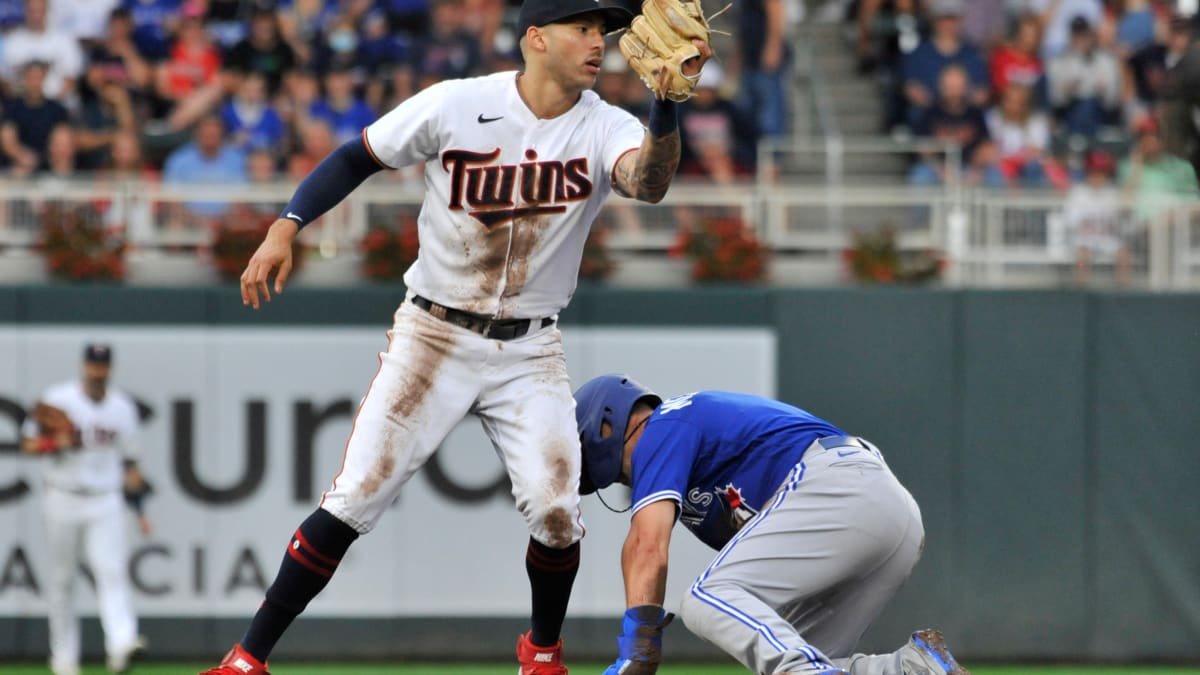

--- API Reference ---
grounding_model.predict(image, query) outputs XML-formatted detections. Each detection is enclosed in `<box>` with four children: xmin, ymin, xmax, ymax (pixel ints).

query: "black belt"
<box><xmin>816</xmin><ymin>436</ymin><xmax>870</xmax><ymax>452</ymax></box>
<box><xmin>411</xmin><ymin>295</ymin><xmax>554</xmax><ymax>341</ymax></box>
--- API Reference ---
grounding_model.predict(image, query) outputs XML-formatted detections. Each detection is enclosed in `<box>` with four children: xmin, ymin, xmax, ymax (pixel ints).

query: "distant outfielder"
<box><xmin>574</xmin><ymin>374</ymin><xmax>969</xmax><ymax>675</ymax></box>
<box><xmin>21</xmin><ymin>344</ymin><xmax>150</xmax><ymax>675</ymax></box>
<box><xmin>200</xmin><ymin>0</ymin><xmax>712</xmax><ymax>672</ymax></box>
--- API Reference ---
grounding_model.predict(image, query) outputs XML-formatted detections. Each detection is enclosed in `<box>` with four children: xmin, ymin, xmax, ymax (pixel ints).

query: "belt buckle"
<box><xmin>478</xmin><ymin>318</ymin><xmax>495</xmax><ymax>337</ymax></box>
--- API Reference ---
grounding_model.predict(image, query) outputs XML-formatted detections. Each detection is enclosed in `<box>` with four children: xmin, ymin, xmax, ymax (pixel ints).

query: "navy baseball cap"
<box><xmin>83</xmin><ymin>343</ymin><xmax>113</xmax><ymax>364</ymax></box>
<box><xmin>517</xmin><ymin>0</ymin><xmax>634</xmax><ymax>36</ymax></box>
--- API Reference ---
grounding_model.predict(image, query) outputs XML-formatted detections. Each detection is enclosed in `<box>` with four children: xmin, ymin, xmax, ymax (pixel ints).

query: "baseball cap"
<box><xmin>1069</xmin><ymin>15</ymin><xmax>1092</xmax><ymax>34</ymax></box>
<box><xmin>517</xmin><ymin>0</ymin><xmax>634</xmax><ymax>36</ymax></box>
<box><xmin>83</xmin><ymin>343</ymin><xmax>113</xmax><ymax>364</ymax></box>
<box><xmin>1085</xmin><ymin>150</ymin><xmax>1115</xmax><ymax>175</ymax></box>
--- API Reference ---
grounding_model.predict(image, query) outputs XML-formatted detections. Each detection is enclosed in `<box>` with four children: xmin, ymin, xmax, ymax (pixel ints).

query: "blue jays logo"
<box><xmin>678</xmin><ymin>482</ymin><xmax>759</xmax><ymax>551</ymax></box>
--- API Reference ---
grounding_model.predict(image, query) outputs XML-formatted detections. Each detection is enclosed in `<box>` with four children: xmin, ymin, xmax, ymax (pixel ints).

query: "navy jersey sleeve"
<box><xmin>629</xmin><ymin>419</ymin><xmax>702</xmax><ymax>516</ymax></box>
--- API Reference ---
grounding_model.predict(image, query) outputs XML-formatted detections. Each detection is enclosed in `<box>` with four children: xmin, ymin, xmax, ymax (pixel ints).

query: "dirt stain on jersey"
<box><xmin>499</xmin><ymin>214</ymin><xmax>552</xmax><ymax>316</ymax></box>
<box><xmin>387</xmin><ymin>320</ymin><xmax>454</xmax><ymax>422</ymax></box>
<box><xmin>359</xmin><ymin>449</ymin><xmax>396</xmax><ymax>499</ymax></box>
<box><xmin>466</xmin><ymin>224</ymin><xmax>512</xmax><ymax>313</ymax></box>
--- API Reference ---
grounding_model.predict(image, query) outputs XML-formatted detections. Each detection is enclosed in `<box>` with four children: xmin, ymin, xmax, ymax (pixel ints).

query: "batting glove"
<box><xmin>605</xmin><ymin>605</ymin><xmax>675</xmax><ymax>674</ymax></box>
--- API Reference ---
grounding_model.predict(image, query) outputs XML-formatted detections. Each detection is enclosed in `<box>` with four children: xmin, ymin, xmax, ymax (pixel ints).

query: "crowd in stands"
<box><xmin>853</xmin><ymin>0</ymin><xmax>1199</xmax><ymax>283</ymax></box>
<box><xmin>0</xmin><ymin>0</ymin><xmax>781</xmax><ymax>203</ymax></box>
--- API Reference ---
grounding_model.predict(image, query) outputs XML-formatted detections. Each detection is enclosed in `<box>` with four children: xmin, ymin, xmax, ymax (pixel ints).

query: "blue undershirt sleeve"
<box><xmin>280</xmin><ymin>137</ymin><xmax>385</xmax><ymax>228</ymax></box>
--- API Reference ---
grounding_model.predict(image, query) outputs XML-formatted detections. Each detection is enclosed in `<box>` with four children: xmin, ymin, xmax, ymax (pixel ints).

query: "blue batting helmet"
<box><xmin>573</xmin><ymin>374</ymin><xmax>662</xmax><ymax>495</ymax></box>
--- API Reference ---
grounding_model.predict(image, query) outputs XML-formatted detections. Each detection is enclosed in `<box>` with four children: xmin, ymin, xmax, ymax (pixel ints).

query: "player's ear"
<box><xmin>526</xmin><ymin>26</ymin><xmax>548</xmax><ymax>53</ymax></box>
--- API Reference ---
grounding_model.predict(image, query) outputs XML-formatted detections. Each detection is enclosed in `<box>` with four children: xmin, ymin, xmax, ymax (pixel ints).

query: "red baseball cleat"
<box><xmin>516</xmin><ymin>631</ymin><xmax>568</xmax><ymax>675</ymax></box>
<box><xmin>198</xmin><ymin>644</ymin><xmax>270</xmax><ymax>675</ymax></box>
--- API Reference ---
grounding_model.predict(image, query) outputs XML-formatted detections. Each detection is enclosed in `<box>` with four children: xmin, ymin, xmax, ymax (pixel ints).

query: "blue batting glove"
<box><xmin>610</xmin><ymin>605</ymin><xmax>675</xmax><ymax>674</ymax></box>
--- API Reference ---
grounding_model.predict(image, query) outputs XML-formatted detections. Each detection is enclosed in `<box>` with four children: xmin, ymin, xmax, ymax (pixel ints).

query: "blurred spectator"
<box><xmin>100</xmin><ymin>131</ymin><xmax>157</xmax><ymax>246</ymax></box>
<box><xmin>48</xmin><ymin>0</ymin><xmax>119</xmax><ymax>43</ymax></box>
<box><xmin>461</xmin><ymin>0</ymin><xmax>504</xmax><ymax>62</ymax></box>
<box><xmin>224</xmin><ymin>3</ymin><xmax>296</xmax><ymax>95</ymax></box>
<box><xmin>858</xmin><ymin>0</ymin><xmax>925</xmax><ymax>132</ymax></box>
<box><xmin>373</xmin><ymin>62</ymin><xmax>416</xmax><ymax>113</ymax></box>
<box><xmin>678</xmin><ymin>64</ymin><xmax>756</xmax><ymax>183</ymax></box>
<box><xmin>121</xmin><ymin>0</ymin><xmax>183</xmax><ymax>61</ymax></box>
<box><xmin>275</xmin><ymin>65</ymin><xmax>320</xmax><ymax>138</ymax></box>
<box><xmin>409</xmin><ymin>0</ymin><xmax>484</xmax><ymax>84</ymax></box>
<box><xmin>245</xmin><ymin>146</ymin><xmax>285</xmax><ymax>216</ymax></box>
<box><xmin>987</xmin><ymin>82</ymin><xmax>1067</xmax><ymax>188</ymax></box>
<box><xmin>1127</xmin><ymin>12</ymin><xmax>1194</xmax><ymax>114</ymax></box>
<box><xmin>154</xmin><ymin>4</ymin><xmax>224</xmax><ymax>130</ymax></box>
<box><xmin>0</xmin><ymin>61</ymin><xmax>69</xmax><ymax>176</ymax></box>
<box><xmin>1047</xmin><ymin>15</ymin><xmax>1122</xmax><ymax>140</ymax></box>
<box><xmin>87</xmin><ymin>8</ymin><xmax>153</xmax><ymax>99</ymax></box>
<box><xmin>309</xmin><ymin>64</ymin><xmax>375</xmax><ymax>144</ymax></box>
<box><xmin>358</xmin><ymin>8</ymin><xmax>412</xmax><ymax>78</ymax></box>
<box><xmin>221</xmin><ymin>70</ymin><xmax>286</xmax><ymax>151</ymax></box>
<box><xmin>1</xmin><ymin>0</ymin><xmax>84</xmax><ymax>102</ymax></box>
<box><xmin>162</xmin><ymin>113</ymin><xmax>247</xmax><ymax>221</ymax></box>
<box><xmin>735</xmin><ymin>0</ymin><xmax>790</xmax><ymax>138</ymax></box>
<box><xmin>39</xmin><ymin>123</ymin><xmax>78</xmax><ymax>181</ymax></box>
<box><xmin>900</xmin><ymin>0</ymin><xmax>989</xmax><ymax>130</ymax></box>
<box><xmin>1027</xmin><ymin>0</ymin><xmax>1104</xmax><ymax>59</ymax></box>
<box><xmin>285</xmin><ymin>117</ymin><xmax>334</xmax><ymax>181</ymax></box>
<box><xmin>991</xmin><ymin>13</ymin><xmax>1046</xmax><ymax>102</ymax></box>
<box><xmin>277</xmin><ymin>0</ymin><xmax>341</xmax><ymax>65</ymax></box>
<box><xmin>75</xmin><ymin>58</ymin><xmax>139</xmax><ymax>170</ymax></box>
<box><xmin>1113</xmin><ymin>0</ymin><xmax>1156</xmax><ymax>57</ymax></box>
<box><xmin>309</xmin><ymin>12</ymin><xmax>364</xmax><ymax>74</ymax></box>
<box><xmin>909</xmin><ymin>63</ymin><xmax>1003</xmax><ymax>187</ymax></box>
<box><xmin>1119</xmin><ymin>115</ymin><xmax>1199</xmax><ymax>226</ymax></box>
<box><xmin>1063</xmin><ymin>149</ymin><xmax>1129</xmax><ymax>285</ymax></box>
<box><xmin>206</xmin><ymin>0</ymin><xmax>249</xmax><ymax>49</ymax></box>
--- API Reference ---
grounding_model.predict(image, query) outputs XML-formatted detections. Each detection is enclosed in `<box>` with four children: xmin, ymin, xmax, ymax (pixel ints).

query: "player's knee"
<box><xmin>529</xmin><ymin>505</ymin><xmax>582</xmax><ymax>549</ymax></box>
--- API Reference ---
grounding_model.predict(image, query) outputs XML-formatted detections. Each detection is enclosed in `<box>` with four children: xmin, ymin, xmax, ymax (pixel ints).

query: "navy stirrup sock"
<box><xmin>526</xmin><ymin>537</ymin><xmax>581</xmax><ymax>647</ymax></box>
<box><xmin>240</xmin><ymin>509</ymin><xmax>359</xmax><ymax>662</ymax></box>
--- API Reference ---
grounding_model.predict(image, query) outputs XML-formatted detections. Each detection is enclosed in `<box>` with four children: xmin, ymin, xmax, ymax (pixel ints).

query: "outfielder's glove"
<box><xmin>30</xmin><ymin>403</ymin><xmax>80</xmax><ymax>453</ymax></box>
<box><xmin>618</xmin><ymin>0</ymin><xmax>716</xmax><ymax>102</ymax></box>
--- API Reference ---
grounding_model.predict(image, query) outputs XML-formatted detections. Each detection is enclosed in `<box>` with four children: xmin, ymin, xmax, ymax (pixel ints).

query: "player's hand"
<box><xmin>682</xmin><ymin>39</ymin><xmax>713</xmax><ymax>78</ymax></box>
<box><xmin>240</xmin><ymin>218</ymin><xmax>299</xmax><ymax>309</ymax></box>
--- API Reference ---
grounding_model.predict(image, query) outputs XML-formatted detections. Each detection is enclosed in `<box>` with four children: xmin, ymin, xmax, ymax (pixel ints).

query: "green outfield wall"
<box><xmin>0</xmin><ymin>284</ymin><xmax>1196</xmax><ymax>664</ymax></box>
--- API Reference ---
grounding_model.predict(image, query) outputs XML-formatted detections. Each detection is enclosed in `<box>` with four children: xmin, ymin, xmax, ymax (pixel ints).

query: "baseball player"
<box><xmin>573</xmin><ymin>374</ymin><xmax>969</xmax><ymax>675</ymax></box>
<box><xmin>21</xmin><ymin>344</ymin><xmax>150</xmax><ymax>675</ymax></box>
<box><xmin>200</xmin><ymin>0</ymin><xmax>712</xmax><ymax>673</ymax></box>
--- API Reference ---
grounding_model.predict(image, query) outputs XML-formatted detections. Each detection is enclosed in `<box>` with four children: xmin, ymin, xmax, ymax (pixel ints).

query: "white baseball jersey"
<box><xmin>22</xmin><ymin>381</ymin><xmax>140</xmax><ymax>494</ymax></box>
<box><xmin>364</xmin><ymin>70</ymin><xmax>645</xmax><ymax>319</ymax></box>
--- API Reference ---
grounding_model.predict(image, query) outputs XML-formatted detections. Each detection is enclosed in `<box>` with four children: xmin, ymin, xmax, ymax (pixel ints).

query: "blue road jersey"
<box><xmin>630</xmin><ymin>391</ymin><xmax>845</xmax><ymax>551</ymax></box>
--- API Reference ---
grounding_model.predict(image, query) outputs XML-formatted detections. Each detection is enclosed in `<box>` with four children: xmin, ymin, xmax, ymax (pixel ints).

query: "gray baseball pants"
<box><xmin>679</xmin><ymin>436</ymin><xmax>925</xmax><ymax>675</ymax></box>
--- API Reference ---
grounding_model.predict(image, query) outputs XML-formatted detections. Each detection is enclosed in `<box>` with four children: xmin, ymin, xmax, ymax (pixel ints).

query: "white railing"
<box><xmin>0</xmin><ymin>175</ymin><xmax>1198</xmax><ymax>289</ymax></box>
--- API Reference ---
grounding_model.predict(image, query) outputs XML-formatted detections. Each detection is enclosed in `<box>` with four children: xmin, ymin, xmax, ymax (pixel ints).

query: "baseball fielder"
<box><xmin>21</xmin><ymin>344</ymin><xmax>150</xmax><ymax>675</ymax></box>
<box><xmin>201</xmin><ymin>0</ymin><xmax>712</xmax><ymax>673</ymax></box>
<box><xmin>573</xmin><ymin>374</ymin><xmax>969</xmax><ymax>675</ymax></box>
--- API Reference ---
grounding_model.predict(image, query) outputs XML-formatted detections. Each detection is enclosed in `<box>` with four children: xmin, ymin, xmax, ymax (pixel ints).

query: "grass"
<box><xmin>1</xmin><ymin>665</ymin><xmax>1198</xmax><ymax>674</ymax></box>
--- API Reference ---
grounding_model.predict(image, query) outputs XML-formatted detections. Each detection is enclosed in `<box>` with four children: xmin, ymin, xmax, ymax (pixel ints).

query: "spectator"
<box><xmin>735</xmin><ymin>0</ymin><xmax>790</xmax><ymax>138</ymax></box>
<box><xmin>1063</xmin><ymin>149</ymin><xmax>1129</xmax><ymax>285</ymax></box>
<box><xmin>100</xmin><ymin>131</ymin><xmax>158</xmax><ymax>247</ymax></box>
<box><xmin>121</xmin><ymin>0</ymin><xmax>182</xmax><ymax>62</ymax></box>
<box><xmin>205</xmin><ymin>0</ymin><xmax>248</xmax><ymax>49</ymax></box>
<box><xmin>308</xmin><ymin>12</ymin><xmax>364</xmax><ymax>74</ymax></box>
<box><xmin>961</xmin><ymin>0</ymin><xmax>1009</xmax><ymax>52</ymax></box>
<box><xmin>75</xmin><ymin>58</ymin><xmax>139</xmax><ymax>170</ymax></box>
<box><xmin>1113</xmin><ymin>0</ymin><xmax>1156</xmax><ymax>57</ymax></box>
<box><xmin>1047</xmin><ymin>15</ymin><xmax>1122</xmax><ymax>140</ymax></box>
<box><xmin>408</xmin><ymin>0</ymin><xmax>484</xmax><ymax>83</ymax></box>
<box><xmin>678</xmin><ymin>64</ymin><xmax>756</xmax><ymax>183</ymax></box>
<box><xmin>1</xmin><ymin>0</ymin><xmax>84</xmax><ymax>102</ymax></box>
<box><xmin>986</xmin><ymin>82</ymin><xmax>1067</xmax><ymax>188</ymax></box>
<box><xmin>38</xmin><ymin>123</ymin><xmax>78</xmax><ymax>185</ymax></box>
<box><xmin>461</xmin><ymin>0</ymin><xmax>504</xmax><ymax>62</ymax></box>
<box><xmin>285</xmin><ymin>116</ymin><xmax>334</xmax><ymax>182</ymax></box>
<box><xmin>274</xmin><ymin>65</ymin><xmax>320</xmax><ymax>141</ymax></box>
<box><xmin>380</xmin><ymin>0</ymin><xmax>429</xmax><ymax>35</ymax></box>
<box><xmin>309</xmin><ymin>64</ymin><xmax>375</xmax><ymax>144</ymax></box>
<box><xmin>48</xmin><ymin>0</ymin><xmax>119</xmax><ymax>44</ymax></box>
<box><xmin>1027</xmin><ymin>0</ymin><xmax>1104</xmax><ymax>59</ymax></box>
<box><xmin>991</xmin><ymin>13</ymin><xmax>1046</xmax><ymax>102</ymax></box>
<box><xmin>0</xmin><ymin>60</ymin><xmax>69</xmax><ymax>176</ymax></box>
<box><xmin>245</xmin><ymin>146</ymin><xmax>285</xmax><ymax>216</ymax></box>
<box><xmin>1119</xmin><ymin>115</ymin><xmax>1199</xmax><ymax>228</ymax></box>
<box><xmin>909</xmin><ymin>64</ymin><xmax>1003</xmax><ymax>187</ymax></box>
<box><xmin>221</xmin><ymin>70</ymin><xmax>286</xmax><ymax>151</ymax></box>
<box><xmin>861</xmin><ymin>0</ymin><xmax>927</xmax><ymax>132</ymax></box>
<box><xmin>162</xmin><ymin>113</ymin><xmax>247</xmax><ymax>222</ymax></box>
<box><xmin>358</xmin><ymin>8</ymin><xmax>412</xmax><ymax>78</ymax></box>
<box><xmin>277</xmin><ymin>0</ymin><xmax>341</xmax><ymax>66</ymax></box>
<box><xmin>224</xmin><ymin>3</ymin><xmax>296</xmax><ymax>95</ymax></box>
<box><xmin>900</xmin><ymin>0</ymin><xmax>989</xmax><ymax>130</ymax></box>
<box><xmin>154</xmin><ymin>3</ymin><xmax>224</xmax><ymax>131</ymax></box>
<box><xmin>86</xmin><ymin>8</ymin><xmax>153</xmax><ymax>99</ymax></box>
<box><xmin>1127</xmin><ymin>13</ymin><xmax>1194</xmax><ymax>114</ymax></box>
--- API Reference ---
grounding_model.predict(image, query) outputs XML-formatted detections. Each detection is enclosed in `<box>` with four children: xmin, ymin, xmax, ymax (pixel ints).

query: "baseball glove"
<box><xmin>30</xmin><ymin>403</ymin><xmax>80</xmax><ymax>452</ymax></box>
<box><xmin>618</xmin><ymin>0</ymin><xmax>719</xmax><ymax>102</ymax></box>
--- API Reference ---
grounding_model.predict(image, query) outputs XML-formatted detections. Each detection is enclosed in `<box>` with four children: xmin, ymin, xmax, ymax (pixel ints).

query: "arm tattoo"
<box><xmin>614</xmin><ymin>131</ymin><xmax>682</xmax><ymax>203</ymax></box>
